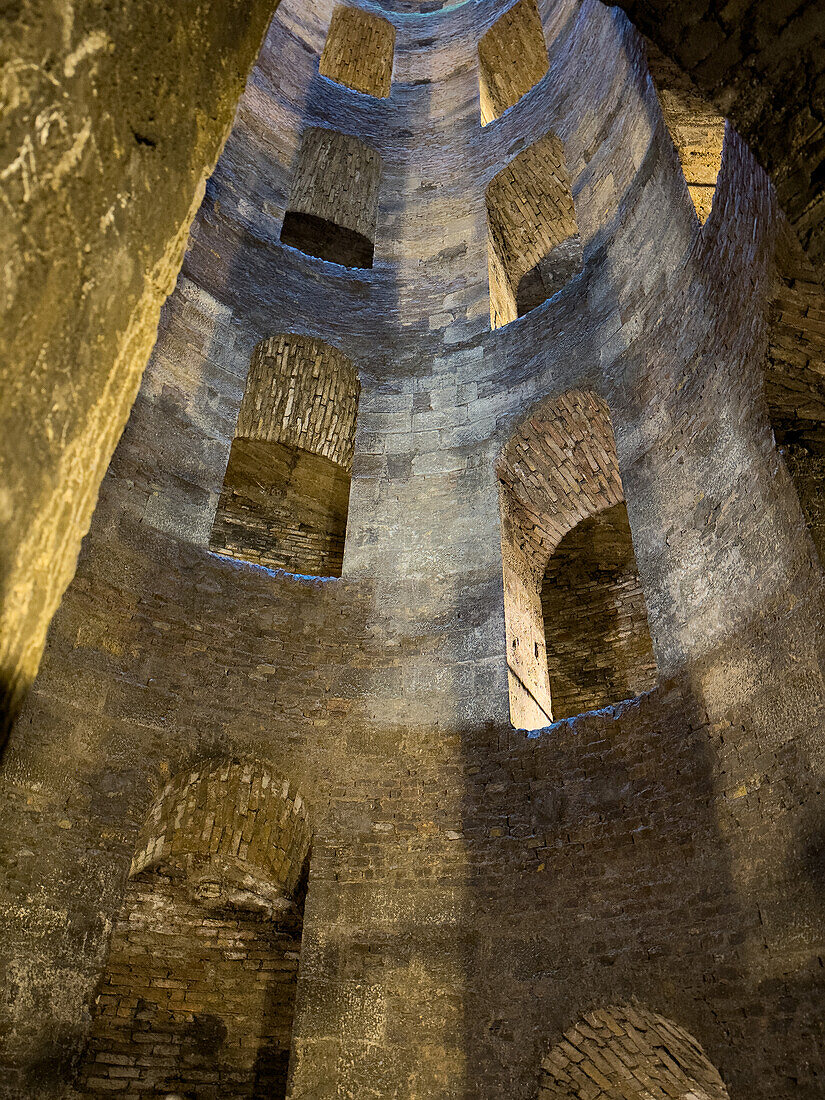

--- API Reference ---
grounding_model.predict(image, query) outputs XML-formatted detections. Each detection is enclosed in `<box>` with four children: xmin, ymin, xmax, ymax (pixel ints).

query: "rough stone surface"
<box><xmin>280</xmin><ymin>127</ymin><xmax>381</xmax><ymax>268</ymax></box>
<box><xmin>0</xmin><ymin>0</ymin><xmax>275</xmax><ymax>737</ymax></box>
<box><xmin>478</xmin><ymin>0</ymin><xmax>549</xmax><ymax>125</ymax></box>
<box><xmin>487</xmin><ymin>131</ymin><xmax>582</xmax><ymax>328</ymax></box>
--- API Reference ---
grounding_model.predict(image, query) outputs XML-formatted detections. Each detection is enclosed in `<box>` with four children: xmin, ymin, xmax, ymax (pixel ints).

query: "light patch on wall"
<box><xmin>646</xmin><ymin>38</ymin><xmax>726</xmax><ymax>225</ymax></box>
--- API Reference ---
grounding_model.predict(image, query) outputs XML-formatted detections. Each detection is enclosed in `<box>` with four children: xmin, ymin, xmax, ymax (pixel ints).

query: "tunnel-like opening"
<box><xmin>320</xmin><ymin>5</ymin><xmax>396</xmax><ymax>97</ymax></box>
<box><xmin>210</xmin><ymin>334</ymin><xmax>360</xmax><ymax>577</ymax></box>
<box><xmin>541</xmin><ymin>502</ymin><xmax>657</xmax><ymax>719</ymax></box>
<box><xmin>766</xmin><ymin>223</ymin><xmax>825</xmax><ymax>566</ymax></box>
<box><xmin>478</xmin><ymin>0</ymin><xmax>548</xmax><ymax>126</ymax></box>
<box><xmin>498</xmin><ymin>390</ymin><xmax>657</xmax><ymax>730</ymax></box>
<box><xmin>280</xmin><ymin>127</ymin><xmax>381</xmax><ymax>268</ymax></box>
<box><xmin>486</xmin><ymin>132</ymin><xmax>582</xmax><ymax>329</ymax></box>
<box><xmin>79</xmin><ymin>761</ymin><xmax>312</xmax><ymax>1099</ymax></box>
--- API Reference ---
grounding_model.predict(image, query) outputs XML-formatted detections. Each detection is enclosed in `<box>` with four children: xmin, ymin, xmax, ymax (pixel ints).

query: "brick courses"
<box><xmin>320</xmin><ymin>6</ymin><xmax>396</xmax><ymax>98</ymax></box>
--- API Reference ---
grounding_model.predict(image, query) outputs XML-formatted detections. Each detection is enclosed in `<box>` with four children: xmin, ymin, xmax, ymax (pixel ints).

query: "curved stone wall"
<box><xmin>1</xmin><ymin>0</ymin><xmax>824</xmax><ymax>1096</ymax></box>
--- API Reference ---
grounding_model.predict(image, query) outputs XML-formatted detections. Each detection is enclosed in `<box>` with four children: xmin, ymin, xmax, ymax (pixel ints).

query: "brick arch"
<box><xmin>79</xmin><ymin>758</ymin><xmax>312</xmax><ymax>1098</ymax></box>
<box><xmin>130</xmin><ymin>757</ymin><xmax>312</xmax><ymax>912</ymax></box>
<box><xmin>209</xmin><ymin>333</ymin><xmax>360</xmax><ymax>578</ymax></box>
<box><xmin>539</xmin><ymin>1003</ymin><xmax>730</xmax><ymax>1099</ymax></box>
<box><xmin>497</xmin><ymin>389</ymin><xmax>656</xmax><ymax>728</ymax></box>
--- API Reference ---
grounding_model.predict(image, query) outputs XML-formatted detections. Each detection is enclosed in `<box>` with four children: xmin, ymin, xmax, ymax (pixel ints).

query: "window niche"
<box><xmin>646</xmin><ymin>39</ymin><xmax>726</xmax><ymax>225</ymax></box>
<box><xmin>478</xmin><ymin>0</ymin><xmax>548</xmax><ymax>126</ymax></box>
<box><xmin>210</xmin><ymin>334</ymin><xmax>360</xmax><ymax>578</ymax></box>
<box><xmin>280</xmin><ymin>127</ymin><xmax>381</xmax><ymax>268</ymax></box>
<box><xmin>766</xmin><ymin>223</ymin><xmax>825</xmax><ymax>565</ymax></box>
<box><xmin>539</xmin><ymin>1004</ymin><xmax>731</xmax><ymax>1099</ymax></box>
<box><xmin>497</xmin><ymin>389</ymin><xmax>657</xmax><ymax>730</ymax></box>
<box><xmin>486</xmin><ymin>132</ymin><xmax>582</xmax><ymax>329</ymax></box>
<box><xmin>79</xmin><ymin>760</ymin><xmax>311</xmax><ymax>1100</ymax></box>
<box><xmin>320</xmin><ymin>6</ymin><xmax>396</xmax><ymax>98</ymax></box>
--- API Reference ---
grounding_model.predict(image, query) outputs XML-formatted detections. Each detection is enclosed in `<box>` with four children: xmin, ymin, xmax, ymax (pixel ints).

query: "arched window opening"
<box><xmin>320</xmin><ymin>6</ymin><xmax>396</xmax><ymax>98</ymax></box>
<box><xmin>539</xmin><ymin>1004</ymin><xmax>730</xmax><ymax>1099</ymax></box>
<box><xmin>210</xmin><ymin>334</ymin><xmax>360</xmax><ymax>578</ymax></box>
<box><xmin>646</xmin><ymin>39</ymin><xmax>726</xmax><ymax>225</ymax></box>
<box><xmin>766</xmin><ymin>224</ymin><xmax>825</xmax><ymax>564</ymax></box>
<box><xmin>497</xmin><ymin>390</ymin><xmax>657</xmax><ymax>730</ymax></box>
<box><xmin>79</xmin><ymin>760</ymin><xmax>312</xmax><ymax>1100</ymax></box>
<box><xmin>478</xmin><ymin>0</ymin><xmax>548</xmax><ymax>126</ymax></box>
<box><xmin>542</xmin><ymin>502</ymin><xmax>657</xmax><ymax>719</ymax></box>
<box><xmin>486</xmin><ymin>132</ymin><xmax>582</xmax><ymax>330</ymax></box>
<box><xmin>280</xmin><ymin>127</ymin><xmax>381</xmax><ymax>268</ymax></box>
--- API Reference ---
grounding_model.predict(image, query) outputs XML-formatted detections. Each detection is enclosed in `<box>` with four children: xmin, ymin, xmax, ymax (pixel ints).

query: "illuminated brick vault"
<box><xmin>1</xmin><ymin>0</ymin><xmax>824</xmax><ymax>1097</ymax></box>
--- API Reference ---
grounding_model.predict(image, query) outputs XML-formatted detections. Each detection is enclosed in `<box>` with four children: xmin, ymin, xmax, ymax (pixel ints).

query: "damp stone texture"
<box><xmin>478</xmin><ymin>0</ymin><xmax>549</xmax><ymax>125</ymax></box>
<box><xmin>320</xmin><ymin>6</ymin><xmax>396</xmax><ymax>97</ymax></box>
<box><xmin>1</xmin><ymin>0</ymin><xmax>825</xmax><ymax>1098</ymax></box>
<box><xmin>486</xmin><ymin>132</ymin><xmax>582</xmax><ymax>328</ymax></box>
<box><xmin>210</xmin><ymin>334</ymin><xmax>359</xmax><ymax>577</ymax></box>
<box><xmin>280</xmin><ymin>127</ymin><xmax>381</xmax><ymax>267</ymax></box>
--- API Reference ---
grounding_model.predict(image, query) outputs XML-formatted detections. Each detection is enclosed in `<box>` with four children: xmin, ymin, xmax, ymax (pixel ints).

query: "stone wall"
<box><xmin>0</xmin><ymin>0</ymin><xmax>275</xmax><ymax>738</ymax></box>
<box><xmin>1</xmin><ymin>1</ymin><xmax>824</xmax><ymax>1098</ymax></box>
<box><xmin>478</xmin><ymin>0</ymin><xmax>549</xmax><ymax>125</ymax></box>
<box><xmin>280</xmin><ymin>127</ymin><xmax>382</xmax><ymax>267</ymax></box>
<box><xmin>766</xmin><ymin>223</ymin><xmax>825</xmax><ymax>564</ymax></box>
<box><xmin>486</xmin><ymin>132</ymin><xmax>582</xmax><ymax>328</ymax></box>
<box><xmin>541</xmin><ymin>502</ymin><xmax>657</xmax><ymax>719</ymax></box>
<box><xmin>79</xmin><ymin>872</ymin><xmax>304</xmax><ymax>1099</ymax></box>
<box><xmin>320</xmin><ymin>6</ymin><xmax>396</xmax><ymax>98</ymax></box>
<box><xmin>78</xmin><ymin>758</ymin><xmax>309</xmax><ymax>1096</ymax></box>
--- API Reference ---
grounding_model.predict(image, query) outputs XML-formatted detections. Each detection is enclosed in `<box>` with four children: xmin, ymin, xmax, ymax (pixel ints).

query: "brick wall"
<box><xmin>486</xmin><ymin>133</ymin><xmax>582</xmax><ymax>328</ymax></box>
<box><xmin>320</xmin><ymin>6</ymin><xmax>396</xmax><ymax>98</ymax></box>
<box><xmin>478</xmin><ymin>0</ymin><xmax>548</xmax><ymax>125</ymax></box>
<box><xmin>280</xmin><ymin>127</ymin><xmax>382</xmax><ymax>267</ymax></box>
<box><xmin>79</xmin><ymin>757</ymin><xmax>310</xmax><ymax>1097</ymax></box>
<box><xmin>210</xmin><ymin>334</ymin><xmax>359</xmax><ymax>577</ymax></box>
<box><xmin>645</xmin><ymin>40</ymin><xmax>726</xmax><ymax>225</ymax></box>
<box><xmin>79</xmin><ymin>872</ymin><xmax>304</xmax><ymax>1099</ymax></box>
<box><xmin>539</xmin><ymin>1003</ymin><xmax>730</xmax><ymax>1099</ymax></box>
<box><xmin>541</xmin><ymin>503</ymin><xmax>657</xmax><ymax>720</ymax></box>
